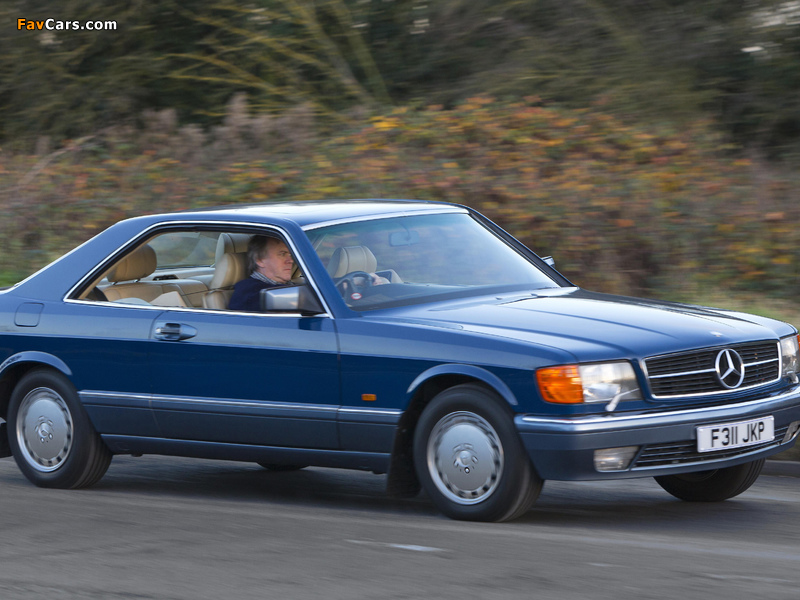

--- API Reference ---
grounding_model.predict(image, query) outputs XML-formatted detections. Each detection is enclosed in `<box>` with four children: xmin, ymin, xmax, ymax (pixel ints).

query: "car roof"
<box><xmin>168</xmin><ymin>199</ymin><xmax>467</xmax><ymax>229</ymax></box>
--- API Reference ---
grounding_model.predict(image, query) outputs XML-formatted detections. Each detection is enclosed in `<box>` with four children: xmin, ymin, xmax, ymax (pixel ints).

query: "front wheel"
<box><xmin>413</xmin><ymin>384</ymin><xmax>542</xmax><ymax>522</ymax></box>
<box><xmin>8</xmin><ymin>368</ymin><xmax>112</xmax><ymax>489</ymax></box>
<box><xmin>654</xmin><ymin>459</ymin><xmax>765</xmax><ymax>502</ymax></box>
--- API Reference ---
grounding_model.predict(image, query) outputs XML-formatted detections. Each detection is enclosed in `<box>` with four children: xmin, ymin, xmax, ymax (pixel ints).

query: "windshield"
<box><xmin>307</xmin><ymin>212</ymin><xmax>560</xmax><ymax>310</ymax></box>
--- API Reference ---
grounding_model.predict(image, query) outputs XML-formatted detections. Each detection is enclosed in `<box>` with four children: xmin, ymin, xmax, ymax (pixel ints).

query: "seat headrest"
<box><xmin>326</xmin><ymin>246</ymin><xmax>377</xmax><ymax>278</ymax></box>
<box><xmin>209</xmin><ymin>252</ymin><xmax>247</xmax><ymax>289</ymax></box>
<box><xmin>107</xmin><ymin>245</ymin><xmax>157</xmax><ymax>282</ymax></box>
<box><xmin>215</xmin><ymin>233</ymin><xmax>251</xmax><ymax>264</ymax></box>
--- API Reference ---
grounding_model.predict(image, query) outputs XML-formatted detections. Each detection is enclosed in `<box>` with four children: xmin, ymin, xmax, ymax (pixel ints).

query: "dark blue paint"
<box><xmin>147</xmin><ymin>309</ymin><xmax>340</xmax><ymax>448</ymax></box>
<box><xmin>0</xmin><ymin>199</ymin><xmax>798</xmax><ymax>485</ymax></box>
<box><xmin>14</xmin><ymin>303</ymin><xmax>43</xmax><ymax>327</ymax></box>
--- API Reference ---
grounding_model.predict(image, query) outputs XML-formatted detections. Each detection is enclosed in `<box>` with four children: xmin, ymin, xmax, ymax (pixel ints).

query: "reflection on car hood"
<box><xmin>380</xmin><ymin>288</ymin><xmax>789</xmax><ymax>361</ymax></box>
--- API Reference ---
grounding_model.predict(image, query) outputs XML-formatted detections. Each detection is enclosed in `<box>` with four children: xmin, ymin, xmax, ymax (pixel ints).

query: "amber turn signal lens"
<box><xmin>537</xmin><ymin>365</ymin><xmax>583</xmax><ymax>404</ymax></box>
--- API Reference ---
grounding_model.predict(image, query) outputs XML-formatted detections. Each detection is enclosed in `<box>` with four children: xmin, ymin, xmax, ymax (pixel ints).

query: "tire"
<box><xmin>8</xmin><ymin>368</ymin><xmax>112</xmax><ymax>489</ymax></box>
<box><xmin>654</xmin><ymin>459</ymin><xmax>765</xmax><ymax>502</ymax></box>
<box><xmin>413</xmin><ymin>383</ymin><xmax>543</xmax><ymax>522</ymax></box>
<box><xmin>257</xmin><ymin>463</ymin><xmax>307</xmax><ymax>472</ymax></box>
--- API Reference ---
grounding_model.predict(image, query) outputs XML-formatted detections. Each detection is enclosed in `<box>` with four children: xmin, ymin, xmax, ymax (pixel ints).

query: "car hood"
<box><xmin>378</xmin><ymin>288</ymin><xmax>791</xmax><ymax>362</ymax></box>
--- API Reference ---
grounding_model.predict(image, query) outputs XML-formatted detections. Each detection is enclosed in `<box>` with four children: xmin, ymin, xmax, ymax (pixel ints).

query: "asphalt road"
<box><xmin>1</xmin><ymin>455</ymin><xmax>799</xmax><ymax>600</ymax></box>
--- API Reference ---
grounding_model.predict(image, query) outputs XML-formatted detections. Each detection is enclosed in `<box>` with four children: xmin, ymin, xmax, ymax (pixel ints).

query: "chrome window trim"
<box><xmin>64</xmin><ymin>219</ymin><xmax>334</xmax><ymax>318</ymax></box>
<box><xmin>63</xmin><ymin>298</ymin><xmax>331</xmax><ymax>320</ymax></box>
<box><xmin>300</xmin><ymin>207</ymin><xmax>467</xmax><ymax>231</ymax></box>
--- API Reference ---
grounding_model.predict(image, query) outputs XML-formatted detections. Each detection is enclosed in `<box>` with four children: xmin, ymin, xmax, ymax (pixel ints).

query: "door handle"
<box><xmin>154</xmin><ymin>322</ymin><xmax>197</xmax><ymax>341</ymax></box>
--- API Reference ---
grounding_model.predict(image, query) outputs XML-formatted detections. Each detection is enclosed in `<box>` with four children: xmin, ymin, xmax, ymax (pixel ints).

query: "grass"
<box><xmin>665</xmin><ymin>288</ymin><xmax>800</xmax><ymax>331</ymax></box>
<box><xmin>0</xmin><ymin>271</ymin><xmax>21</xmax><ymax>288</ymax></box>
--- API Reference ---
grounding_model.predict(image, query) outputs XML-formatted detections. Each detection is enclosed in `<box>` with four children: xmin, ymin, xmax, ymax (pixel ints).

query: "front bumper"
<box><xmin>515</xmin><ymin>383</ymin><xmax>800</xmax><ymax>481</ymax></box>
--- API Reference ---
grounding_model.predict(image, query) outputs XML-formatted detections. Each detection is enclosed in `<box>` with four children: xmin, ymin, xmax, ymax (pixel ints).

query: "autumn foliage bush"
<box><xmin>1</xmin><ymin>95</ymin><xmax>798</xmax><ymax>300</ymax></box>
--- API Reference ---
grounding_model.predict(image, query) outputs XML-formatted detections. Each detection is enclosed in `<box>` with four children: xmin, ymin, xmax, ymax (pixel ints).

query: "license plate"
<box><xmin>696</xmin><ymin>416</ymin><xmax>774</xmax><ymax>453</ymax></box>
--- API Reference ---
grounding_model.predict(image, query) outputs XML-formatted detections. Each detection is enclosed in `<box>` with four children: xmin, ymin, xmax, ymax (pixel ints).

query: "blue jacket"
<box><xmin>228</xmin><ymin>277</ymin><xmax>278</xmax><ymax>312</ymax></box>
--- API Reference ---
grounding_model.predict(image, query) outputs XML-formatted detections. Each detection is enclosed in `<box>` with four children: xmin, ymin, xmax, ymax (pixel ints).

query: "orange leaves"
<box><xmin>1</xmin><ymin>96</ymin><xmax>798</xmax><ymax>299</ymax></box>
<box><xmin>370</xmin><ymin>116</ymin><xmax>402</xmax><ymax>131</ymax></box>
<box><xmin>326</xmin><ymin>98</ymin><xmax>796</xmax><ymax>297</ymax></box>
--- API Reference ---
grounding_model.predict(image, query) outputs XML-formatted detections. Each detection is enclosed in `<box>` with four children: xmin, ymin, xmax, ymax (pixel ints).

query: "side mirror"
<box><xmin>542</xmin><ymin>256</ymin><xmax>556</xmax><ymax>268</ymax></box>
<box><xmin>260</xmin><ymin>285</ymin><xmax>325</xmax><ymax>315</ymax></box>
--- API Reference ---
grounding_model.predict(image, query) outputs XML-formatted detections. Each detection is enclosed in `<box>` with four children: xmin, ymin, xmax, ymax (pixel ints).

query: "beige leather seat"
<box><xmin>326</xmin><ymin>245</ymin><xmax>401</xmax><ymax>283</ymax></box>
<box><xmin>326</xmin><ymin>246</ymin><xmax>377</xmax><ymax>278</ymax></box>
<box><xmin>215</xmin><ymin>233</ymin><xmax>251</xmax><ymax>265</ymax></box>
<box><xmin>202</xmin><ymin>233</ymin><xmax>250</xmax><ymax>310</ymax></box>
<box><xmin>103</xmin><ymin>245</ymin><xmax>189</xmax><ymax>307</ymax></box>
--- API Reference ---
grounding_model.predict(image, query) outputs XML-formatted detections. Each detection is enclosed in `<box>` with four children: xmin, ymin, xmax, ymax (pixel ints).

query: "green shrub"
<box><xmin>1</xmin><ymin>97</ymin><xmax>798</xmax><ymax>302</ymax></box>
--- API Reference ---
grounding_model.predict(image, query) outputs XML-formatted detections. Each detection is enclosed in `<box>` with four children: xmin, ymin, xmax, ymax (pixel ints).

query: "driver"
<box><xmin>229</xmin><ymin>235</ymin><xmax>294</xmax><ymax>311</ymax></box>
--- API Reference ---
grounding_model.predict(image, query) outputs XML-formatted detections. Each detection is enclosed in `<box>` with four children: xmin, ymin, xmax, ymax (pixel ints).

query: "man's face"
<box><xmin>256</xmin><ymin>240</ymin><xmax>294</xmax><ymax>283</ymax></box>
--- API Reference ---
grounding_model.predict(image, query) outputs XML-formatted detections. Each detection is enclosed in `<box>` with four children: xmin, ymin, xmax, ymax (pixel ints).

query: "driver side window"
<box><xmin>75</xmin><ymin>227</ymin><xmax>303</xmax><ymax>312</ymax></box>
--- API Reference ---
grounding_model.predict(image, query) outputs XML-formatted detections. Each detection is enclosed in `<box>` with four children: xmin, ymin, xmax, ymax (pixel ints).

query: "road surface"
<box><xmin>1</xmin><ymin>455</ymin><xmax>799</xmax><ymax>599</ymax></box>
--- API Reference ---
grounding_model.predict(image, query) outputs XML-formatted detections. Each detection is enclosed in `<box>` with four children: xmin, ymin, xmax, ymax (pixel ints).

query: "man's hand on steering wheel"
<box><xmin>335</xmin><ymin>270</ymin><xmax>373</xmax><ymax>299</ymax></box>
<box><xmin>335</xmin><ymin>271</ymin><xmax>389</xmax><ymax>301</ymax></box>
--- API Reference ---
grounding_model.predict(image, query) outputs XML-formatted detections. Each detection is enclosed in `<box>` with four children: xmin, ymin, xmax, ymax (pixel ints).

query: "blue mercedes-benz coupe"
<box><xmin>1</xmin><ymin>200</ymin><xmax>799</xmax><ymax>521</ymax></box>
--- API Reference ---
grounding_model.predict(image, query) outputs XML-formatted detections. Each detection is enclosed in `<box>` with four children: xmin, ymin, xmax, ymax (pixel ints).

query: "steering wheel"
<box><xmin>335</xmin><ymin>270</ymin><xmax>373</xmax><ymax>300</ymax></box>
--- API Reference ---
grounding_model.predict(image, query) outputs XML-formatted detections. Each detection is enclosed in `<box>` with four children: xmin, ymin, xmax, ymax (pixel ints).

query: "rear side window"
<box><xmin>148</xmin><ymin>232</ymin><xmax>220</xmax><ymax>268</ymax></box>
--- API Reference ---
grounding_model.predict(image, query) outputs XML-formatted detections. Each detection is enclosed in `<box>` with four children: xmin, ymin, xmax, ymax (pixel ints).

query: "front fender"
<box><xmin>406</xmin><ymin>363</ymin><xmax>518</xmax><ymax>407</ymax></box>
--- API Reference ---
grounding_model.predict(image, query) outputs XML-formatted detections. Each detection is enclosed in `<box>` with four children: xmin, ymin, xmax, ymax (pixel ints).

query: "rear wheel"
<box><xmin>654</xmin><ymin>459</ymin><xmax>765</xmax><ymax>502</ymax></box>
<box><xmin>413</xmin><ymin>384</ymin><xmax>542</xmax><ymax>522</ymax></box>
<box><xmin>8</xmin><ymin>369</ymin><xmax>111</xmax><ymax>489</ymax></box>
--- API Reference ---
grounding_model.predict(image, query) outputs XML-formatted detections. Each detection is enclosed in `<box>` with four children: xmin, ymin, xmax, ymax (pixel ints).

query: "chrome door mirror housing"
<box><xmin>261</xmin><ymin>285</ymin><xmax>325</xmax><ymax>315</ymax></box>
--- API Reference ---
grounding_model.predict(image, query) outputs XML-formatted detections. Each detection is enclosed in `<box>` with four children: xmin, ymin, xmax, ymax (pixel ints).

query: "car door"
<box><xmin>24</xmin><ymin>300</ymin><xmax>162</xmax><ymax>440</ymax></box>
<box><xmin>147</xmin><ymin>308</ymin><xmax>340</xmax><ymax>449</ymax></box>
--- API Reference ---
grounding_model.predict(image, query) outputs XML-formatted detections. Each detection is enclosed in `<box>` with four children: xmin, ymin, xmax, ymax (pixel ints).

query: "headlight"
<box><xmin>780</xmin><ymin>334</ymin><xmax>800</xmax><ymax>379</ymax></box>
<box><xmin>537</xmin><ymin>361</ymin><xmax>643</xmax><ymax>405</ymax></box>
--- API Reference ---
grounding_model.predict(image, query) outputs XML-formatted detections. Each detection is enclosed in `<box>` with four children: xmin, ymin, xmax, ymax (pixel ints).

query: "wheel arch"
<box><xmin>0</xmin><ymin>352</ymin><xmax>73</xmax><ymax>421</ymax></box>
<box><xmin>385</xmin><ymin>365</ymin><xmax>518</xmax><ymax>498</ymax></box>
<box><xmin>406</xmin><ymin>364</ymin><xmax>519</xmax><ymax>408</ymax></box>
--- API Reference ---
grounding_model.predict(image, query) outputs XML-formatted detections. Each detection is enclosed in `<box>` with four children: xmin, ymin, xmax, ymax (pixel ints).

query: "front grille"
<box><xmin>645</xmin><ymin>341</ymin><xmax>780</xmax><ymax>399</ymax></box>
<box><xmin>633</xmin><ymin>424</ymin><xmax>789</xmax><ymax>468</ymax></box>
